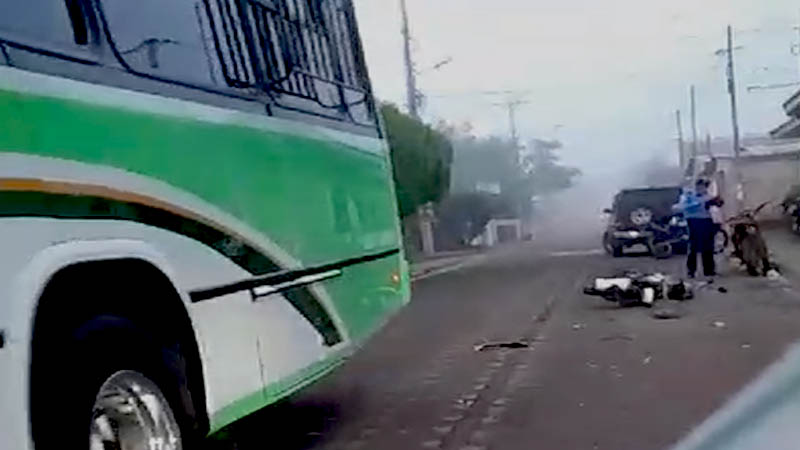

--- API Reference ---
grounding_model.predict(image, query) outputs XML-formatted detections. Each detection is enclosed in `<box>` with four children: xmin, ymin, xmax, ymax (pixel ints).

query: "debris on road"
<box><xmin>717</xmin><ymin>286</ymin><xmax>728</xmax><ymax>293</ymax></box>
<box><xmin>652</xmin><ymin>306</ymin><xmax>684</xmax><ymax>319</ymax></box>
<box><xmin>711</xmin><ymin>320</ymin><xmax>727</xmax><ymax>329</ymax></box>
<box><xmin>642</xmin><ymin>355</ymin><xmax>652</xmax><ymax>365</ymax></box>
<box><xmin>741</xmin><ymin>343</ymin><xmax>751</xmax><ymax>349</ymax></box>
<box><xmin>667</xmin><ymin>279</ymin><xmax>694</xmax><ymax>300</ymax></box>
<box><xmin>599</xmin><ymin>333</ymin><xmax>635</xmax><ymax>342</ymax></box>
<box><xmin>572</xmin><ymin>322</ymin><xmax>586</xmax><ymax>330</ymax></box>
<box><xmin>474</xmin><ymin>341</ymin><xmax>530</xmax><ymax>351</ymax></box>
<box><xmin>767</xmin><ymin>269</ymin><xmax>782</xmax><ymax>280</ymax></box>
<box><xmin>642</xmin><ymin>287</ymin><xmax>655</xmax><ymax>305</ymax></box>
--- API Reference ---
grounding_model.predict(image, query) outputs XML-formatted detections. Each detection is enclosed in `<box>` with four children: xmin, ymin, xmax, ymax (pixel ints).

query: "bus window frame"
<box><xmin>93</xmin><ymin>0</ymin><xmax>379</xmax><ymax>131</ymax></box>
<box><xmin>0</xmin><ymin>0</ymin><xmax>101</xmax><ymax>67</ymax></box>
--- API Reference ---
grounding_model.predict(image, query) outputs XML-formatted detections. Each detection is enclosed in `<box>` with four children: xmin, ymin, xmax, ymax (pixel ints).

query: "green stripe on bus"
<box><xmin>0</xmin><ymin>83</ymin><xmax>405</xmax><ymax>341</ymax></box>
<box><xmin>0</xmin><ymin>190</ymin><xmax>343</xmax><ymax>345</ymax></box>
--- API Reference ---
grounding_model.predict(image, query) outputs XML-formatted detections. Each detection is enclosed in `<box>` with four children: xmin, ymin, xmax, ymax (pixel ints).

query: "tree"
<box><xmin>381</xmin><ymin>103</ymin><xmax>453</xmax><ymax>217</ymax></box>
<box><xmin>434</xmin><ymin>192</ymin><xmax>515</xmax><ymax>247</ymax></box>
<box><xmin>524</xmin><ymin>139</ymin><xmax>582</xmax><ymax>196</ymax></box>
<box><xmin>450</xmin><ymin>135</ymin><xmax>521</xmax><ymax>196</ymax></box>
<box><xmin>448</xmin><ymin>134</ymin><xmax>581</xmax><ymax>218</ymax></box>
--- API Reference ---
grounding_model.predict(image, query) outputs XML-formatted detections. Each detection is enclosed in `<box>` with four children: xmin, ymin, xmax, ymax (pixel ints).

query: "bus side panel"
<box><xmin>0</xmin><ymin>73</ymin><xmax>408</xmax><ymax>341</ymax></box>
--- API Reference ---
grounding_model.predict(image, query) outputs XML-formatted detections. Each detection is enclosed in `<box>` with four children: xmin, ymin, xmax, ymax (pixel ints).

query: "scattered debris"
<box><xmin>642</xmin><ymin>355</ymin><xmax>652</xmax><ymax>365</ymax></box>
<box><xmin>642</xmin><ymin>287</ymin><xmax>655</xmax><ymax>305</ymax></box>
<box><xmin>711</xmin><ymin>320</ymin><xmax>727</xmax><ymax>329</ymax></box>
<box><xmin>652</xmin><ymin>306</ymin><xmax>684</xmax><ymax>319</ymax></box>
<box><xmin>767</xmin><ymin>269</ymin><xmax>781</xmax><ymax>280</ymax></box>
<box><xmin>474</xmin><ymin>341</ymin><xmax>530</xmax><ymax>352</ymax></box>
<box><xmin>729</xmin><ymin>257</ymin><xmax>746</xmax><ymax>272</ymax></box>
<box><xmin>572</xmin><ymin>323</ymin><xmax>586</xmax><ymax>330</ymax></box>
<box><xmin>586</xmin><ymin>361</ymin><xmax>599</xmax><ymax>369</ymax></box>
<box><xmin>717</xmin><ymin>286</ymin><xmax>728</xmax><ymax>293</ymax></box>
<box><xmin>599</xmin><ymin>333</ymin><xmax>635</xmax><ymax>342</ymax></box>
<box><xmin>666</xmin><ymin>279</ymin><xmax>694</xmax><ymax>300</ymax></box>
<box><xmin>741</xmin><ymin>343</ymin><xmax>751</xmax><ymax>349</ymax></box>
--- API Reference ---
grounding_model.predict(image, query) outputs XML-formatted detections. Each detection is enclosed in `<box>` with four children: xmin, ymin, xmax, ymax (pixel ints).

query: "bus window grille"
<box><xmin>202</xmin><ymin>0</ymin><xmax>375</xmax><ymax>125</ymax></box>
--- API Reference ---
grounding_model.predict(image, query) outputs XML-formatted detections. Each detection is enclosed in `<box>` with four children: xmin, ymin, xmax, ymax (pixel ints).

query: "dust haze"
<box><xmin>534</xmin><ymin>156</ymin><xmax>683</xmax><ymax>250</ymax></box>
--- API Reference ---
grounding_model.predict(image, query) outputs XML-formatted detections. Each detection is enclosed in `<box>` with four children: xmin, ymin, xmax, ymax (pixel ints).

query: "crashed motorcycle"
<box><xmin>782</xmin><ymin>197</ymin><xmax>800</xmax><ymax>234</ymax></box>
<box><xmin>728</xmin><ymin>202</ymin><xmax>772</xmax><ymax>276</ymax></box>
<box><xmin>646</xmin><ymin>214</ymin><xmax>690</xmax><ymax>258</ymax></box>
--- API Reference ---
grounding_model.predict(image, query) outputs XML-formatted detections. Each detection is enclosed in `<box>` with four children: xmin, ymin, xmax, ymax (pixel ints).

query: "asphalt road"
<box><xmin>215</xmin><ymin>239</ymin><xmax>800</xmax><ymax>450</ymax></box>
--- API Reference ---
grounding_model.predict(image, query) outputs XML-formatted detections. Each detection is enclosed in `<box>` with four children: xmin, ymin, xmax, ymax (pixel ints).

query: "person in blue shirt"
<box><xmin>672</xmin><ymin>178</ymin><xmax>724</xmax><ymax>278</ymax></box>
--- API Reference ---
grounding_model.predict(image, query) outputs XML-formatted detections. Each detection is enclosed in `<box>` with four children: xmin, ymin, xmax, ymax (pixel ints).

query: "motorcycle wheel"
<box><xmin>714</xmin><ymin>229</ymin><xmax>729</xmax><ymax>254</ymax></box>
<box><xmin>651</xmin><ymin>241</ymin><xmax>673</xmax><ymax>259</ymax></box>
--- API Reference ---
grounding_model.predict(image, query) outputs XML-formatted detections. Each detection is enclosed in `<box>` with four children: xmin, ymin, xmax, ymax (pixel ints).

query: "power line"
<box><xmin>492</xmin><ymin>95</ymin><xmax>530</xmax><ymax>146</ymax></box>
<box><xmin>746</xmin><ymin>81</ymin><xmax>800</xmax><ymax>91</ymax></box>
<box><xmin>427</xmin><ymin>89</ymin><xmax>522</xmax><ymax>98</ymax></box>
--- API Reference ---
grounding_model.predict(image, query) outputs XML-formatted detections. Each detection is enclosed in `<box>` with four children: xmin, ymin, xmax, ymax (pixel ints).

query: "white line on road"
<box><xmin>412</xmin><ymin>255</ymin><xmax>488</xmax><ymax>282</ymax></box>
<box><xmin>548</xmin><ymin>249</ymin><xmax>605</xmax><ymax>257</ymax></box>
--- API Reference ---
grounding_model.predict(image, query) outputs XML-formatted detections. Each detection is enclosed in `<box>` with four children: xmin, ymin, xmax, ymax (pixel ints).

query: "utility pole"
<box><xmin>675</xmin><ymin>109</ymin><xmax>685</xmax><ymax>169</ymax></box>
<box><xmin>493</xmin><ymin>97</ymin><xmax>530</xmax><ymax>147</ymax></box>
<box><xmin>726</xmin><ymin>24</ymin><xmax>742</xmax><ymax>211</ymax></box>
<box><xmin>705</xmin><ymin>132</ymin><xmax>712</xmax><ymax>156</ymax></box>
<box><xmin>690</xmin><ymin>85</ymin><xmax>698</xmax><ymax>163</ymax></box>
<box><xmin>400</xmin><ymin>0</ymin><xmax>419</xmax><ymax>118</ymax></box>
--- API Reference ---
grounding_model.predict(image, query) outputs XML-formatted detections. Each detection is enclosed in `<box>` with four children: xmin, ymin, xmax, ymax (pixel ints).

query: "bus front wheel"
<box><xmin>33</xmin><ymin>315</ymin><xmax>192</xmax><ymax>450</ymax></box>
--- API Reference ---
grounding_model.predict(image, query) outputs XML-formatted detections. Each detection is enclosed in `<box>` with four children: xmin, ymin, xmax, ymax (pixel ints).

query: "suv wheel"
<box><xmin>603</xmin><ymin>233</ymin><xmax>622</xmax><ymax>257</ymax></box>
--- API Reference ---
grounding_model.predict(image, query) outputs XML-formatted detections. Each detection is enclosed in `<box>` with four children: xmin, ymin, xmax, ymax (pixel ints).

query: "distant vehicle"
<box><xmin>602</xmin><ymin>187</ymin><xmax>689</xmax><ymax>258</ymax></box>
<box><xmin>0</xmin><ymin>1</ymin><xmax>409</xmax><ymax>449</ymax></box>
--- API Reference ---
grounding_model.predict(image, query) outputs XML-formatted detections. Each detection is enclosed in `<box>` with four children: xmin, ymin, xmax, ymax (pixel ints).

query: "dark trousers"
<box><xmin>687</xmin><ymin>218</ymin><xmax>715</xmax><ymax>276</ymax></box>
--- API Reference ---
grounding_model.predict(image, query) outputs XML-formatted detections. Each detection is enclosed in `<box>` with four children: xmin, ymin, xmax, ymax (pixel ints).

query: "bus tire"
<box><xmin>33</xmin><ymin>315</ymin><xmax>194</xmax><ymax>450</ymax></box>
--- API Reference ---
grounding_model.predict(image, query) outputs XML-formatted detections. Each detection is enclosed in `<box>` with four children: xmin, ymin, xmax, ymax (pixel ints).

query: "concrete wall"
<box><xmin>717</xmin><ymin>155</ymin><xmax>800</xmax><ymax>221</ymax></box>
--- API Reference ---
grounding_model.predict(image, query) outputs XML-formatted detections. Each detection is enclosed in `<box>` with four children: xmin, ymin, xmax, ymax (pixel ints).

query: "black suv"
<box><xmin>602</xmin><ymin>186</ymin><xmax>686</xmax><ymax>257</ymax></box>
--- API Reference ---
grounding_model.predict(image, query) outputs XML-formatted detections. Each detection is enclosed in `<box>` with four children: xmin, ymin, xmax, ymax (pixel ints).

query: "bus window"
<box><xmin>0</xmin><ymin>0</ymin><xmax>89</xmax><ymax>48</ymax></box>
<box><xmin>99</xmin><ymin>0</ymin><xmax>220</xmax><ymax>87</ymax></box>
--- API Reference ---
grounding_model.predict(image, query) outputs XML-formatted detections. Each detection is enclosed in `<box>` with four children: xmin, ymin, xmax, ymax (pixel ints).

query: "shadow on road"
<box><xmin>209</xmin><ymin>397</ymin><xmax>344</xmax><ymax>450</ymax></box>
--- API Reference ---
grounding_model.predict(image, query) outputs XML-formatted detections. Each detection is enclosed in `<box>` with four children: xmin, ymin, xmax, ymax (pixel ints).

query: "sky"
<box><xmin>354</xmin><ymin>0</ymin><xmax>800</xmax><ymax>177</ymax></box>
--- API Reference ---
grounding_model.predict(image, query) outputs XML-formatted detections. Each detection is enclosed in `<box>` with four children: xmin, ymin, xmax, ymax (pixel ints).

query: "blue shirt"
<box><xmin>673</xmin><ymin>191</ymin><xmax>713</xmax><ymax>219</ymax></box>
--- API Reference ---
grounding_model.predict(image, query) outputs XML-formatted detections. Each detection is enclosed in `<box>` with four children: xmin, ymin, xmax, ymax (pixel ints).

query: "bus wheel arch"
<box><xmin>29</xmin><ymin>258</ymin><xmax>209</xmax><ymax>446</ymax></box>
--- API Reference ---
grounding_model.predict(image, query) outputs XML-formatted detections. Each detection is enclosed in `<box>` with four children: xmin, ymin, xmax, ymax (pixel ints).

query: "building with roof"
<box><xmin>770</xmin><ymin>89</ymin><xmax>800</xmax><ymax>139</ymax></box>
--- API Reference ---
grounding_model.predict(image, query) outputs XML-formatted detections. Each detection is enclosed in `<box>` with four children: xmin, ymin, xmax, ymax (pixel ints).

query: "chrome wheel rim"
<box><xmin>90</xmin><ymin>370</ymin><xmax>181</xmax><ymax>450</ymax></box>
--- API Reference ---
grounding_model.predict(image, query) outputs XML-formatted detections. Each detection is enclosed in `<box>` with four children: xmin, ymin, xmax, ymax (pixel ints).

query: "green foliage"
<box><xmin>450</xmin><ymin>135</ymin><xmax>521</xmax><ymax>195</ymax></box>
<box><xmin>435</xmin><ymin>192</ymin><xmax>515</xmax><ymax>244</ymax></box>
<box><xmin>524</xmin><ymin>139</ymin><xmax>582</xmax><ymax>195</ymax></box>
<box><xmin>449</xmin><ymin>135</ymin><xmax>580</xmax><ymax>218</ymax></box>
<box><xmin>381</xmin><ymin>103</ymin><xmax>453</xmax><ymax>217</ymax></box>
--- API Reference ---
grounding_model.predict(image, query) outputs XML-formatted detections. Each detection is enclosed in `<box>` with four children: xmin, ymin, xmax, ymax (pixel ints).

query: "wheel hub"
<box><xmin>90</xmin><ymin>370</ymin><xmax>181</xmax><ymax>450</ymax></box>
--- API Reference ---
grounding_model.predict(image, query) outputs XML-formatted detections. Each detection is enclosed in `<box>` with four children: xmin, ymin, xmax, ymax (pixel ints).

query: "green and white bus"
<box><xmin>0</xmin><ymin>0</ymin><xmax>409</xmax><ymax>448</ymax></box>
